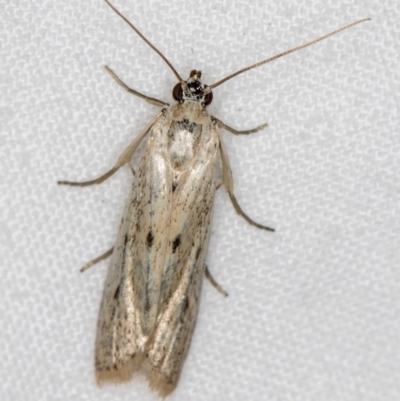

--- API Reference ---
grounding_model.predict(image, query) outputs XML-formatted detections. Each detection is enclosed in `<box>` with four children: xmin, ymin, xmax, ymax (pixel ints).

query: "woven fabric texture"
<box><xmin>1</xmin><ymin>0</ymin><xmax>399</xmax><ymax>400</ymax></box>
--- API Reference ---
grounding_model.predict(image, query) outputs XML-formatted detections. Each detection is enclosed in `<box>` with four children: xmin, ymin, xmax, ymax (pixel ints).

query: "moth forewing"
<box><xmin>58</xmin><ymin>0</ymin><xmax>370</xmax><ymax>397</ymax></box>
<box><xmin>95</xmin><ymin>100</ymin><xmax>220</xmax><ymax>396</ymax></box>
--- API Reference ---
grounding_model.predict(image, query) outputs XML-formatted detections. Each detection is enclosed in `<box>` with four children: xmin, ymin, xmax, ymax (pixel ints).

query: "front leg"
<box><xmin>219</xmin><ymin>138</ymin><xmax>274</xmax><ymax>232</ymax></box>
<box><xmin>105</xmin><ymin>65</ymin><xmax>169</xmax><ymax>108</ymax></box>
<box><xmin>58</xmin><ymin>113</ymin><xmax>160</xmax><ymax>187</ymax></box>
<box><xmin>212</xmin><ymin>116</ymin><xmax>268</xmax><ymax>135</ymax></box>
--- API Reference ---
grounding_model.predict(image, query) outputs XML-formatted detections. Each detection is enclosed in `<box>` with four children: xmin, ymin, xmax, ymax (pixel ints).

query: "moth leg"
<box><xmin>58</xmin><ymin>113</ymin><xmax>159</xmax><ymax>187</ymax></box>
<box><xmin>105</xmin><ymin>65</ymin><xmax>169</xmax><ymax>108</ymax></box>
<box><xmin>219</xmin><ymin>139</ymin><xmax>274</xmax><ymax>232</ymax></box>
<box><xmin>58</xmin><ymin>167</ymin><xmax>120</xmax><ymax>187</ymax></box>
<box><xmin>205</xmin><ymin>266</ymin><xmax>228</xmax><ymax>297</ymax></box>
<box><xmin>80</xmin><ymin>247</ymin><xmax>114</xmax><ymax>272</ymax></box>
<box><xmin>213</xmin><ymin>116</ymin><xmax>268</xmax><ymax>136</ymax></box>
<box><xmin>128</xmin><ymin>161</ymin><xmax>136</xmax><ymax>176</ymax></box>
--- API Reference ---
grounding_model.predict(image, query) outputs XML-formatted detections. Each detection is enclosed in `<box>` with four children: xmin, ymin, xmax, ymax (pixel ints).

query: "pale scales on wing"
<box><xmin>95</xmin><ymin>100</ymin><xmax>220</xmax><ymax>396</ymax></box>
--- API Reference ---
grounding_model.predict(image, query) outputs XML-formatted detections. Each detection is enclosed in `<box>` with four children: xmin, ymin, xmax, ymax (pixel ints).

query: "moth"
<box><xmin>59</xmin><ymin>0</ymin><xmax>369</xmax><ymax>397</ymax></box>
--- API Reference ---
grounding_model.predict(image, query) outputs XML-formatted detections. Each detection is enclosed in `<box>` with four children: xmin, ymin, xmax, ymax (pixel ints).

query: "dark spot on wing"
<box><xmin>172</xmin><ymin>181</ymin><xmax>178</xmax><ymax>192</ymax></box>
<box><xmin>113</xmin><ymin>285</ymin><xmax>120</xmax><ymax>300</ymax></box>
<box><xmin>195</xmin><ymin>246</ymin><xmax>202</xmax><ymax>261</ymax></box>
<box><xmin>172</xmin><ymin>235</ymin><xmax>181</xmax><ymax>253</ymax></box>
<box><xmin>180</xmin><ymin>295</ymin><xmax>189</xmax><ymax>323</ymax></box>
<box><xmin>144</xmin><ymin>297</ymin><xmax>151</xmax><ymax>312</ymax></box>
<box><xmin>146</xmin><ymin>230</ymin><xmax>154</xmax><ymax>248</ymax></box>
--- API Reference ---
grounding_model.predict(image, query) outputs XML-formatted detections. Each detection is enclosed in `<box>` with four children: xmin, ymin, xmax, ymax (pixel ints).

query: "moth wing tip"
<box><xmin>95</xmin><ymin>369</ymin><xmax>131</xmax><ymax>386</ymax></box>
<box><xmin>149</xmin><ymin>381</ymin><xmax>176</xmax><ymax>399</ymax></box>
<box><xmin>95</xmin><ymin>357</ymin><xmax>143</xmax><ymax>386</ymax></box>
<box><xmin>146</xmin><ymin>370</ymin><xmax>177</xmax><ymax>398</ymax></box>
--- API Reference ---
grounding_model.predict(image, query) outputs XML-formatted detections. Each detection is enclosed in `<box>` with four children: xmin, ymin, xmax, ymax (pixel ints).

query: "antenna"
<box><xmin>104</xmin><ymin>0</ymin><xmax>183</xmax><ymax>82</ymax></box>
<box><xmin>208</xmin><ymin>18</ymin><xmax>370</xmax><ymax>90</ymax></box>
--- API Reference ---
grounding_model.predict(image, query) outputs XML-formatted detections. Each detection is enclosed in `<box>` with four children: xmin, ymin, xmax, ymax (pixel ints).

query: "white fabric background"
<box><xmin>1</xmin><ymin>0</ymin><xmax>399</xmax><ymax>400</ymax></box>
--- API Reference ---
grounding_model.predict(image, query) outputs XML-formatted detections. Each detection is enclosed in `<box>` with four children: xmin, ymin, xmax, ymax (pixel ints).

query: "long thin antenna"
<box><xmin>104</xmin><ymin>0</ymin><xmax>183</xmax><ymax>82</ymax></box>
<box><xmin>209</xmin><ymin>18</ymin><xmax>370</xmax><ymax>90</ymax></box>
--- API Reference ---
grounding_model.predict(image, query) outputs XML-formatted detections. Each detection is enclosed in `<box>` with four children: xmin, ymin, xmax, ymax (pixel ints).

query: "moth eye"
<box><xmin>172</xmin><ymin>83</ymin><xmax>183</xmax><ymax>101</ymax></box>
<box><xmin>204</xmin><ymin>89</ymin><xmax>213</xmax><ymax>106</ymax></box>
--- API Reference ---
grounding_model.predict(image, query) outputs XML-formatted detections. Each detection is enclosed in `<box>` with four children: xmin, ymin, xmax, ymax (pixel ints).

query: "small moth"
<box><xmin>59</xmin><ymin>0</ymin><xmax>369</xmax><ymax>397</ymax></box>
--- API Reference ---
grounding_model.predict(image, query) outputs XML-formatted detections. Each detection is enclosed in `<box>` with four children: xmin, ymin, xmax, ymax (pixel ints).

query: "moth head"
<box><xmin>104</xmin><ymin>1</ymin><xmax>370</xmax><ymax>111</ymax></box>
<box><xmin>172</xmin><ymin>70</ymin><xmax>213</xmax><ymax>106</ymax></box>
